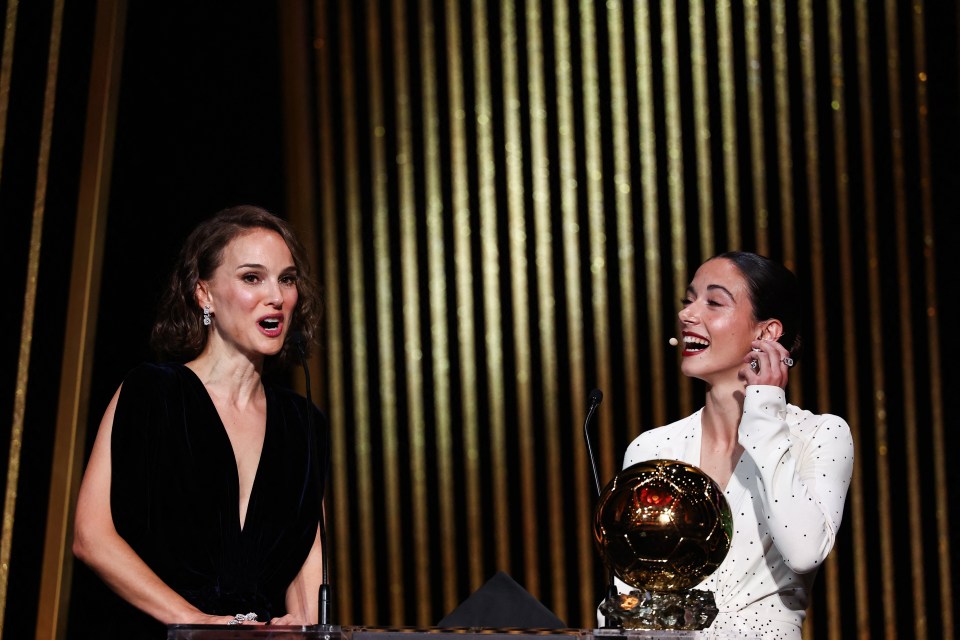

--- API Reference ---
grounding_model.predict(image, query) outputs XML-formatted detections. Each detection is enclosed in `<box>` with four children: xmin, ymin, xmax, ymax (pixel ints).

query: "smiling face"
<box><xmin>676</xmin><ymin>257</ymin><xmax>765</xmax><ymax>383</ymax></box>
<box><xmin>196</xmin><ymin>228</ymin><xmax>299</xmax><ymax>361</ymax></box>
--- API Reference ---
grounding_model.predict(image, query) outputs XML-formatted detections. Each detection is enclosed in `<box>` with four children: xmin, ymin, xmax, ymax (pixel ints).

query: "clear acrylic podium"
<box><xmin>166</xmin><ymin>626</ymin><xmax>741</xmax><ymax>640</ymax></box>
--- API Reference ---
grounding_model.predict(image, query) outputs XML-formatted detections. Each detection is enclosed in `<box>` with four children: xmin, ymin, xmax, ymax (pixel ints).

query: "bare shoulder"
<box><xmin>75</xmin><ymin>384</ymin><xmax>125</xmax><ymax>534</ymax></box>
<box><xmin>92</xmin><ymin>383</ymin><xmax>125</xmax><ymax>443</ymax></box>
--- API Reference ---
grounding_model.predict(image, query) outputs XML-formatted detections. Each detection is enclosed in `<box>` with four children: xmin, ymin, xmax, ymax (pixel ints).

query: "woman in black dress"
<box><xmin>73</xmin><ymin>205</ymin><xmax>326</xmax><ymax>637</ymax></box>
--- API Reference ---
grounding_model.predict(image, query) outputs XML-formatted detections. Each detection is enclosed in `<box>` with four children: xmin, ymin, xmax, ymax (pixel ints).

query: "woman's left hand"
<box><xmin>269</xmin><ymin>613</ymin><xmax>310</xmax><ymax>626</ymax></box>
<box><xmin>742</xmin><ymin>339</ymin><xmax>794</xmax><ymax>388</ymax></box>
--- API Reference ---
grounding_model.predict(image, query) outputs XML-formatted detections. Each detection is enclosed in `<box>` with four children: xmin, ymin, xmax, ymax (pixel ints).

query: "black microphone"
<box><xmin>292</xmin><ymin>332</ymin><xmax>332</xmax><ymax>627</ymax></box>
<box><xmin>583</xmin><ymin>388</ymin><xmax>604</xmax><ymax>497</ymax></box>
<box><xmin>582</xmin><ymin>388</ymin><xmax>621</xmax><ymax>628</ymax></box>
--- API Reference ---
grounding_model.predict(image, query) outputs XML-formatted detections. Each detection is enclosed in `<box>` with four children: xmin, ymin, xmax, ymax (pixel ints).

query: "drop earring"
<box><xmin>203</xmin><ymin>305</ymin><xmax>212</xmax><ymax>326</ymax></box>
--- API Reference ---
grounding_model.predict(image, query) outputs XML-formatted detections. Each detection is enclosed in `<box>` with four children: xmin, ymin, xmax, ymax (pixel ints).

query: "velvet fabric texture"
<box><xmin>105</xmin><ymin>362</ymin><xmax>326</xmax><ymax>638</ymax></box>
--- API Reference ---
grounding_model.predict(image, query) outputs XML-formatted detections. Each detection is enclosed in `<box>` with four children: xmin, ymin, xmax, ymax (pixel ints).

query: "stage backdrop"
<box><xmin>285</xmin><ymin>1</ymin><xmax>955</xmax><ymax>637</ymax></box>
<box><xmin>0</xmin><ymin>1</ymin><xmax>957</xmax><ymax>640</ymax></box>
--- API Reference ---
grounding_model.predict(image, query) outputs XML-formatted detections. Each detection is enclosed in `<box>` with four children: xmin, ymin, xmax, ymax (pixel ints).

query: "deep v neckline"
<box><xmin>689</xmin><ymin>413</ymin><xmax>747</xmax><ymax>501</ymax></box>
<box><xmin>180</xmin><ymin>364</ymin><xmax>269</xmax><ymax>533</ymax></box>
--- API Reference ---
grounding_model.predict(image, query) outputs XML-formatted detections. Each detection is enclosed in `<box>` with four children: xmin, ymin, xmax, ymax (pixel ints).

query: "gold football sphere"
<box><xmin>593</xmin><ymin>459</ymin><xmax>733</xmax><ymax>591</ymax></box>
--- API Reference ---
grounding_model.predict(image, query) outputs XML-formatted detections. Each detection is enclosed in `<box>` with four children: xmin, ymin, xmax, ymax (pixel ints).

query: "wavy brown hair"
<box><xmin>150</xmin><ymin>205</ymin><xmax>322</xmax><ymax>365</ymax></box>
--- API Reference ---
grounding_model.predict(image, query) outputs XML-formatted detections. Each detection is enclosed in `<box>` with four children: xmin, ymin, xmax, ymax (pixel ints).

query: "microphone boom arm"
<box><xmin>294</xmin><ymin>333</ymin><xmax>332</xmax><ymax>626</ymax></box>
<box><xmin>583</xmin><ymin>389</ymin><xmax>604</xmax><ymax>497</ymax></box>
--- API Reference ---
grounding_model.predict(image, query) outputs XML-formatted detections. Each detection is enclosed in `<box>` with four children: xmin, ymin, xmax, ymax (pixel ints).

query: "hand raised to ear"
<box><xmin>742</xmin><ymin>339</ymin><xmax>793</xmax><ymax>388</ymax></box>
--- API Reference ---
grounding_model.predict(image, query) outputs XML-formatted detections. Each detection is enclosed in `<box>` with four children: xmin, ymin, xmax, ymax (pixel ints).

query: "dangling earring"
<box><xmin>203</xmin><ymin>305</ymin><xmax>212</xmax><ymax>326</ymax></box>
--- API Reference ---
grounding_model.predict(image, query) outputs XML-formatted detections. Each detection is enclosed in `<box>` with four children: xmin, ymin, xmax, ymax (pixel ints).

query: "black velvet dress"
<box><xmin>106</xmin><ymin>362</ymin><xmax>326</xmax><ymax>639</ymax></box>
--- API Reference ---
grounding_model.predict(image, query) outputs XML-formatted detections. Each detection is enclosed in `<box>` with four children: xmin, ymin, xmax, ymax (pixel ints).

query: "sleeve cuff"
<box><xmin>739</xmin><ymin>385</ymin><xmax>788</xmax><ymax>443</ymax></box>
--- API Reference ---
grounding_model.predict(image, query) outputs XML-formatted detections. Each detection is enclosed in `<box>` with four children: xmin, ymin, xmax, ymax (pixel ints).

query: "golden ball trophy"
<box><xmin>593</xmin><ymin>459</ymin><xmax>733</xmax><ymax>631</ymax></box>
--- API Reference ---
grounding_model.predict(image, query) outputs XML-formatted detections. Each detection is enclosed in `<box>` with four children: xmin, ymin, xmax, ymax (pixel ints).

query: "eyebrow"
<box><xmin>706</xmin><ymin>284</ymin><xmax>735</xmax><ymax>299</ymax></box>
<box><xmin>686</xmin><ymin>283</ymin><xmax>736</xmax><ymax>300</ymax></box>
<box><xmin>235</xmin><ymin>263</ymin><xmax>297</xmax><ymax>272</ymax></box>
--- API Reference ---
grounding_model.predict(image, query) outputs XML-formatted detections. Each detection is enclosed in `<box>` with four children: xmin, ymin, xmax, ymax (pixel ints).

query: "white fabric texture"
<box><xmin>614</xmin><ymin>385</ymin><xmax>854</xmax><ymax>639</ymax></box>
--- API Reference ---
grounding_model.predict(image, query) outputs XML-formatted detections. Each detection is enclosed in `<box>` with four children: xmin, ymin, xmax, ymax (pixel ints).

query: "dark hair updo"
<box><xmin>714</xmin><ymin>251</ymin><xmax>802</xmax><ymax>361</ymax></box>
<box><xmin>150</xmin><ymin>205</ymin><xmax>322</xmax><ymax>365</ymax></box>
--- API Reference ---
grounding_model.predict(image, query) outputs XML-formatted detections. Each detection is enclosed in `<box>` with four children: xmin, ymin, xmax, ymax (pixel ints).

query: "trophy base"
<box><xmin>599</xmin><ymin>589</ymin><xmax>719</xmax><ymax>631</ymax></box>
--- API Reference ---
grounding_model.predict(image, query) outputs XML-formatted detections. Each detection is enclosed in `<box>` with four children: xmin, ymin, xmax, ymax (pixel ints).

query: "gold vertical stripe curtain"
<box><xmin>1</xmin><ymin>0</ymin><xmax>63</xmax><ymax>632</ymax></box>
<box><xmin>0</xmin><ymin>2</ymin><xmax>23</xmax><ymax>630</ymax></box>
<box><xmin>307</xmin><ymin>0</ymin><xmax>949</xmax><ymax>636</ymax></box>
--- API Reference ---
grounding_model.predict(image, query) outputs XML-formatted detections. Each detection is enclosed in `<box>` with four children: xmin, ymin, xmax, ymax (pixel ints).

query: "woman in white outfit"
<box><xmin>616</xmin><ymin>252</ymin><xmax>854</xmax><ymax>639</ymax></box>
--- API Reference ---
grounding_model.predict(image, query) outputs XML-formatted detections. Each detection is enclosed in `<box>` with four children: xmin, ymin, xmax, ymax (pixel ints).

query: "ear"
<box><xmin>758</xmin><ymin>319</ymin><xmax>783</xmax><ymax>342</ymax></box>
<box><xmin>195</xmin><ymin>281</ymin><xmax>212</xmax><ymax>310</ymax></box>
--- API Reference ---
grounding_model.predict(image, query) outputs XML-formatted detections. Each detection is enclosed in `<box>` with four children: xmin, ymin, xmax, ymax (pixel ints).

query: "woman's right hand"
<box><xmin>184</xmin><ymin>613</ymin><xmax>265</xmax><ymax>626</ymax></box>
<box><xmin>742</xmin><ymin>339</ymin><xmax>792</xmax><ymax>388</ymax></box>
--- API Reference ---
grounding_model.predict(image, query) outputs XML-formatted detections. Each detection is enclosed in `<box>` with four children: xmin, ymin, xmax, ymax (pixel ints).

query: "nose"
<box><xmin>678</xmin><ymin>303</ymin><xmax>697</xmax><ymax>324</ymax></box>
<box><xmin>265</xmin><ymin>280</ymin><xmax>283</xmax><ymax>307</ymax></box>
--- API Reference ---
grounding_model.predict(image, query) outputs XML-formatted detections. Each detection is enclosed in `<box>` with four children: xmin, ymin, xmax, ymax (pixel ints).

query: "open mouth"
<box><xmin>259</xmin><ymin>318</ymin><xmax>282</xmax><ymax>332</ymax></box>
<box><xmin>682</xmin><ymin>334</ymin><xmax>709</xmax><ymax>354</ymax></box>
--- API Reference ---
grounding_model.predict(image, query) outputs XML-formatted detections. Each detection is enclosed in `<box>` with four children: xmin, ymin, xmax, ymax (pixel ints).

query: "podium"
<box><xmin>166</xmin><ymin>624</ymin><xmax>342</xmax><ymax>640</ymax></box>
<box><xmin>166</xmin><ymin>626</ymin><xmax>742</xmax><ymax>640</ymax></box>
